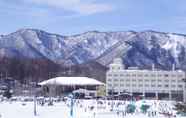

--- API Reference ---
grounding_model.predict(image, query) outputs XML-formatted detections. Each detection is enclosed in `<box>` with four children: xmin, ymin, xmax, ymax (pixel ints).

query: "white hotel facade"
<box><xmin>106</xmin><ymin>58</ymin><xmax>186</xmax><ymax>102</ymax></box>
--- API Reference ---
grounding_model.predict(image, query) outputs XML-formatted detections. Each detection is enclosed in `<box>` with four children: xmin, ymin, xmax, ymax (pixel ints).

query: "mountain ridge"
<box><xmin>0</xmin><ymin>28</ymin><xmax>186</xmax><ymax>70</ymax></box>
<box><xmin>0</xmin><ymin>28</ymin><xmax>186</xmax><ymax>83</ymax></box>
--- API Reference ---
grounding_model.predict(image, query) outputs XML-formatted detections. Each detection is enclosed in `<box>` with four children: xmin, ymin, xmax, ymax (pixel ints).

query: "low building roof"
<box><xmin>38</xmin><ymin>77</ymin><xmax>105</xmax><ymax>86</ymax></box>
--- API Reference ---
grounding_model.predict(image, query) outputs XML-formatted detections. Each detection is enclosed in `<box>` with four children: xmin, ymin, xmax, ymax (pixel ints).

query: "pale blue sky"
<box><xmin>0</xmin><ymin>0</ymin><xmax>186</xmax><ymax>35</ymax></box>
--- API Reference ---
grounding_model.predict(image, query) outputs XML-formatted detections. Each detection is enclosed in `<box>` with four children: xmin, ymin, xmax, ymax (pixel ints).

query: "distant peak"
<box><xmin>83</xmin><ymin>30</ymin><xmax>102</xmax><ymax>34</ymax></box>
<box><xmin>14</xmin><ymin>28</ymin><xmax>49</xmax><ymax>35</ymax></box>
<box><xmin>16</xmin><ymin>28</ymin><xmax>44</xmax><ymax>33</ymax></box>
<box><xmin>88</xmin><ymin>30</ymin><xmax>100</xmax><ymax>33</ymax></box>
<box><xmin>141</xmin><ymin>30</ymin><xmax>164</xmax><ymax>33</ymax></box>
<box><xmin>12</xmin><ymin>28</ymin><xmax>37</xmax><ymax>35</ymax></box>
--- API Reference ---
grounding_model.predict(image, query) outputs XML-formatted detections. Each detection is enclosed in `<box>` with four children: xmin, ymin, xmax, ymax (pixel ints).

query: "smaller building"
<box><xmin>106</xmin><ymin>58</ymin><xmax>186</xmax><ymax>102</ymax></box>
<box><xmin>39</xmin><ymin>77</ymin><xmax>105</xmax><ymax>97</ymax></box>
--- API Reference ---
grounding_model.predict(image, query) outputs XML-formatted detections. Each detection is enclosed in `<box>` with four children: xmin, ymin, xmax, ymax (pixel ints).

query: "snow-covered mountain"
<box><xmin>0</xmin><ymin>29</ymin><xmax>186</xmax><ymax>70</ymax></box>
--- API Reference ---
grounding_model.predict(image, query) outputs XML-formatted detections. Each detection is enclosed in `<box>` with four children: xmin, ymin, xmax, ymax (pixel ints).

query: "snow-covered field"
<box><xmin>0</xmin><ymin>98</ymin><xmax>186</xmax><ymax>118</ymax></box>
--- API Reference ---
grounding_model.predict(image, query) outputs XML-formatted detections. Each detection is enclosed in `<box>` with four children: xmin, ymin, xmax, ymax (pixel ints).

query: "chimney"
<box><xmin>172</xmin><ymin>64</ymin><xmax>175</xmax><ymax>71</ymax></box>
<box><xmin>152</xmin><ymin>64</ymin><xmax>155</xmax><ymax>71</ymax></box>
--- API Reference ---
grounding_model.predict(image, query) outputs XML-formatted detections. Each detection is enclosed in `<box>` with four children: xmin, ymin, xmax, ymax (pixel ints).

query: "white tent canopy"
<box><xmin>38</xmin><ymin>77</ymin><xmax>105</xmax><ymax>86</ymax></box>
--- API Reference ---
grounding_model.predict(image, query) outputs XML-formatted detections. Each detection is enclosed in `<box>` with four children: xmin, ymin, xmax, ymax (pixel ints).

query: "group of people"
<box><xmin>31</xmin><ymin>97</ymin><xmax>179</xmax><ymax>118</ymax></box>
<box><xmin>158</xmin><ymin>102</ymin><xmax>176</xmax><ymax>118</ymax></box>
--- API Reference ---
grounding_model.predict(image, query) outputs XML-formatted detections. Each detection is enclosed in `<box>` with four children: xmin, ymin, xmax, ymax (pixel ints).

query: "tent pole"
<box><xmin>62</xmin><ymin>86</ymin><xmax>64</xmax><ymax>96</ymax></box>
<box><xmin>96</xmin><ymin>86</ymin><xmax>98</xmax><ymax>97</ymax></box>
<box><xmin>96</xmin><ymin>85</ymin><xmax>98</xmax><ymax>118</ymax></box>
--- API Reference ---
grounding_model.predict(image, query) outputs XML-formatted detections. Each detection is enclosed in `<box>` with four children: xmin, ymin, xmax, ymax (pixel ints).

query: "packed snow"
<box><xmin>0</xmin><ymin>97</ymin><xmax>186</xmax><ymax>118</ymax></box>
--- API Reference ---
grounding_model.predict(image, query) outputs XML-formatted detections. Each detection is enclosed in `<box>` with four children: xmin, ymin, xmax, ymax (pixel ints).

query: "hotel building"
<box><xmin>106</xmin><ymin>58</ymin><xmax>186</xmax><ymax>102</ymax></box>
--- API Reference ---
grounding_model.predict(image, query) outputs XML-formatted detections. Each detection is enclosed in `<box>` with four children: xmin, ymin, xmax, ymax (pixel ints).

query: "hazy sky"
<box><xmin>1</xmin><ymin>0</ymin><xmax>186</xmax><ymax>35</ymax></box>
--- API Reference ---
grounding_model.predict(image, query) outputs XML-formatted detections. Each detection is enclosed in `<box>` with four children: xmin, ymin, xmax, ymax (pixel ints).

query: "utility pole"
<box><xmin>34</xmin><ymin>82</ymin><xmax>37</xmax><ymax>116</ymax></box>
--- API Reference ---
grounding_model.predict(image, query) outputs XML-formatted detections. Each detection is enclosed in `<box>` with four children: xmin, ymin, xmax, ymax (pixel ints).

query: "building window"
<box><xmin>114</xmin><ymin>74</ymin><xmax>118</xmax><ymax>77</ymax></box>
<box><xmin>151</xmin><ymin>84</ymin><xmax>156</xmax><ymax>87</ymax></box>
<box><xmin>132</xmin><ymin>74</ymin><xmax>136</xmax><ymax>77</ymax></box>
<box><xmin>126</xmin><ymin>84</ymin><xmax>130</xmax><ymax>87</ymax></box>
<box><xmin>120</xmin><ymin>84</ymin><xmax>124</xmax><ymax>87</ymax></box>
<box><xmin>139</xmin><ymin>79</ymin><xmax>143</xmax><ymax>82</ymax></box>
<box><xmin>158</xmin><ymin>85</ymin><xmax>162</xmax><ymax>87</ymax></box>
<box><xmin>172</xmin><ymin>74</ymin><xmax>176</xmax><ymax>77</ymax></box>
<box><xmin>158</xmin><ymin>79</ymin><xmax>162</xmax><ymax>82</ymax></box>
<box><xmin>132</xmin><ymin>79</ymin><xmax>136</xmax><ymax>82</ymax></box>
<box><xmin>178</xmin><ymin>85</ymin><xmax>183</xmax><ymax>88</ymax></box>
<box><xmin>120</xmin><ymin>74</ymin><xmax>124</xmax><ymax>77</ymax></box>
<box><xmin>138</xmin><ymin>74</ymin><xmax>143</xmax><ymax>77</ymax></box>
<box><xmin>145</xmin><ymin>79</ymin><xmax>149</xmax><ymax>82</ymax></box>
<box><xmin>145</xmin><ymin>84</ymin><xmax>149</xmax><ymax>87</ymax></box>
<box><xmin>126</xmin><ymin>79</ymin><xmax>130</xmax><ymax>82</ymax></box>
<box><xmin>178</xmin><ymin>75</ymin><xmax>183</xmax><ymax>78</ymax></box>
<box><xmin>165</xmin><ymin>84</ymin><xmax>169</xmax><ymax>87</ymax></box>
<box><xmin>158</xmin><ymin>74</ymin><xmax>162</xmax><ymax>77</ymax></box>
<box><xmin>164</xmin><ymin>74</ymin><xmax>169</xmax><ymax>77</ymax></box>
<box><xmin>145</xmin><ymin>74</ymin><xmax>149</xmax><ymax>77</ymax></box>
<box><xmin>139</xmin><ymin>84</ymin><xmax>143</xmax><ymax>87</ymax></box>
<box><xmin>108</xmin><ymin>74</ymin><xmax>112</xmax><ymax>76</ymax></box>
<box><xmin>171</xmin><ymin>85</ymin><xmax>176</xmax><ymax>88</ymax></box>
<box><xmin>164</xmin><ymin>79</ymin><xmax>169</xmax><ymax>82</ymax></box>
<box><xmin>132</xmin><ymin>84</ymin><xmax>136</xmax><ymax>87</ymax></box>
<box><xmin>126</xmin><ymin>74</ymin><xmax>130</xmax><ymax>77</ymax></box>
<box><xmin>107</xmin><ymin>84</ymin><xmax>112</xmax><ymax>87</ymax></box>
<box><xmin>151</xmin><ymin>74</ymin><xmax>155</xmax><ymax>77</ymax></box>
<box><xmin>178</xmin><ymin>80</ymin><xmax>183</xmax><ymax>83</ymax></box>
